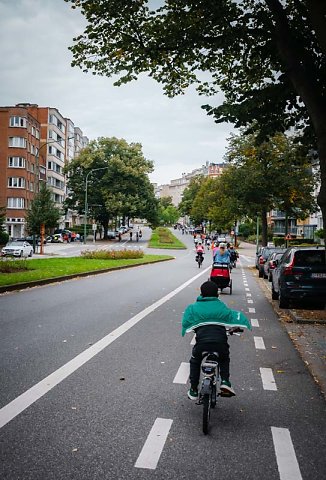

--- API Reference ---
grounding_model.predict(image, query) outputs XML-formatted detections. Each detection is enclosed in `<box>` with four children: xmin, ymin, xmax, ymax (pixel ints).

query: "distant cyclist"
<box><xmin>213</xmin><ymin>242</ymin><xmax>231</xmax><ymax>264</ymax></box>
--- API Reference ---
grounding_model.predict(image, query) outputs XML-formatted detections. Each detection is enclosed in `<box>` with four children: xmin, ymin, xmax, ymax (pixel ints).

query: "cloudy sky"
<box><xmin>0</xmin><ymin>0</ymin><xmax>235</xmax><ymax>184</ymax></box>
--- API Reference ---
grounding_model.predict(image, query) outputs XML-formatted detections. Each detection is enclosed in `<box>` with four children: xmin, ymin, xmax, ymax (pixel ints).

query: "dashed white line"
<box><xmin>251</xmin><ymin>319</ymin><xmax>260</xmax><ymax>327</ymax></box>
<box><xmin>245</xmin><ymin>287</ymin><xmax>250</xmax><ymax>291</ymax></box>
<box><xmin>173</xmin><ymin>362</ymin><xmax>190</xmax><ymax>384</ymax></box>
<box><xmin>247</xmin><ymin>299</ymin><xmax>254</xmax><ymax>304</ymax></box>
<box><xmin>246</xmin><ymin>293</ymin><xmax>252</xmax><ymax>297</ymax></box>
<box><xmin>249</xmin><ymin>307</ymin><xmax>256</xmax><ymax>313</ymax></box>
<box><xmin>271</xmin><ymin>427</ymin><xmax>303</xmax><ymax>480</ymax></box>
<box><xmin>135</xmin><ymin>418</ymin><xmax>173</xmax><ymax>470</ymax></box>
<box><xmin>254</xmin><ymin>336</ymin><xmax>266</xmax><ymax>350</ymax></box>
<box><xmin>0</xmin><ymin>266</ymin><xmax>211</xmax><ymax>430</ymax></box>
<box><xmin>260</xmin><ymin>368</ymin><xmax>277</xmax><ymax>390</ymax></box>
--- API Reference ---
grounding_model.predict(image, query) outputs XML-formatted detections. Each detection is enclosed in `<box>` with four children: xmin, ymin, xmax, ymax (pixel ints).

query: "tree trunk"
<box><xmin>265</xmin><ymin>0</ymin><xmax>326</xmax><ymax>235</ymax></box>
<box><xmin>102</xmin><ymin>220</ymin><xmax>108</xmax><ymax>239</ymax></box>
<box><xmin>261</xmin><ymin>208</ymin><xmax>268</xmax><ymax>246</ymax></box>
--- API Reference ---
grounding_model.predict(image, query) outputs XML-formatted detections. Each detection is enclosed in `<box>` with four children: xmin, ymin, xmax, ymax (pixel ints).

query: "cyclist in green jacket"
<box><xmin>182</xmin><ymin>281</ymin><xmax>251</xmax><ymax>400</ymax></box>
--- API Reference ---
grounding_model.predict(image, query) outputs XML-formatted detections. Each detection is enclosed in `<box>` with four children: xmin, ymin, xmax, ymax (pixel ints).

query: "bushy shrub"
<box><xmin>273</xmin><ymin>237</ymin><xmax>285</xmax><ymax>247</ymax></box>
<box><xmin>0</xmin><ymin>231</ymin><xmax>9</xmax><ymax>246</ymax></box>
<box><xmin>0</xmin><ymin>259</ymin><xmax>29</xmax><ymax>272</ymax></box>
<box><xmin>80</xmin><ymin>249</ymin><xmax>144</xmax><ymax>260</ymax></box>
<box><xmin>288</xmin><ymin>238</ymin><xmax>315</xmax><ymax>246</ymax></box>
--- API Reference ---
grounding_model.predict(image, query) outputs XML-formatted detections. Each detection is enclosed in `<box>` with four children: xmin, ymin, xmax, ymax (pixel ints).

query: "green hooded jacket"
<box><xmin>182</xmin><ymin>296</ymin><xmax>252</xmax><ymax>336</ymax></box>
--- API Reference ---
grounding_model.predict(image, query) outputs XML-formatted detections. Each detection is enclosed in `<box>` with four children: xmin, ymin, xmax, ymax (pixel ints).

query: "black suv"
<box><xmin>271</xmin><ymin>246</ymin><xmax>326</xmax><ymax>308</ymax></box>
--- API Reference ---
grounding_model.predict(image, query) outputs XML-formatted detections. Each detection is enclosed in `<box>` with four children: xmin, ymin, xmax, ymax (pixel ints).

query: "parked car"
<box><xmin>263</xmin><ymin>249</ymin><xmax>286</xmax><ymax>280</ymax></box>
<box><xmin>51</xmin><ymin>233</ymin><xmax>64</xmax><ymax>243</ymax></box>
<box><xmin>24</xmin><ymin>235</ymin><xmax>47</xmax><ymax>246</ymax></box>
<box><xmin>271</xmin><ymin>246</ymin><xmax>326</xmax><ymax>308</ymax></box>
<box><xmin>107</xmin><ymin>230</ymin><xmax>117</xmax><ymax>240</ymax></box>
<box><xmin>256</xmin><ymin>246</ymin><xmax>280</xmax><ymax>277</ymax></box>
<box><xmin>1</xmin><ymin>240</ymin><xmax>33</xmax><ymax>258</ymax></box>
<box><xmin>118</xmin><ymin>226</ymin><xmax>129</xmax><ymax>234</ymax></box>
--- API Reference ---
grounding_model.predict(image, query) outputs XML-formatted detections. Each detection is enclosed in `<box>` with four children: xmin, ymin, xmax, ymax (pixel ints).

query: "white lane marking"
<box><xmin>251</xmin><ymin>319</ymin><xmax>259</xmax><ymax>327</ymax></box>
<box><xmin>249</xmin><ymin>307</ymin><xmax>256</xmax><ymax>313</ymax></box>
<box><xmin>245</xmin><ymin>288</ymin><xmax>250</xmax><ymax>291</ymax></box>
<box><xmin>247</xmin><ymin>299</ymin><xmax>254</xmax><ymax>304</ymax></box>
<box><xmin>246</xmin><ymin>293</ymin><xmax>252</xmax><ymax>297</ymax></box>
<box><xmin>260</xmin><ymin>368</ymin><xmax>277</xmax><ymax>390</ymax></box>
<box><xmin>254</xmin><ymin>336</ymin><xmax>266</xmax><ymax>350</ymax></box>
<box><xmin>190</xmin><ymin>335</ymin><xmax>196</xmax><ymax>345</ymax></box>
<box><xmin>135</xmin><ymin>418</ymin><xmax>173</xmax><ymax>470</ymax></box>
<box><xmin>271</xmin><ymin>427</ymin><xmax>303</xmax><ymax>480</ymax></box>
<box><xmin>173</xmin><ymin>362</ymin><xmax>190</xmax><ymax>384</ymax></box>
<box><xmin>0</xmin><ymin>266</ymin><xmax>211</xmax><ymax>430</ymax></box>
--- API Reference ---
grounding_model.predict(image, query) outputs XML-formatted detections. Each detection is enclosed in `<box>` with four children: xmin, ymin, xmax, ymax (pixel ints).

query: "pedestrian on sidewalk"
<box><xmin>136</xmin><ymin>231</ymin><xmax>139</xmax><ymax>242</ymax></box>
<box><xmin>129</xmin><ymin>231</ymin><xmax>133</xmax><ymax>241</ymax></box>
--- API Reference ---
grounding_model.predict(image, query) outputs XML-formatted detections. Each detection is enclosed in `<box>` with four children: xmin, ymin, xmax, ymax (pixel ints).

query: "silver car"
<box><xmin>1</xmin><ymin>241</ymin><xmax>33</xmax><ymax>258</ymax></box>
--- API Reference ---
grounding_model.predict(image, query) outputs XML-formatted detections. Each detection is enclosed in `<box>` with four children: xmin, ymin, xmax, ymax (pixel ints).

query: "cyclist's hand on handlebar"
<box><xmin>228</xmin><ymin>327</ymin><xmax>244</xmax><ymax>335</ymax></box>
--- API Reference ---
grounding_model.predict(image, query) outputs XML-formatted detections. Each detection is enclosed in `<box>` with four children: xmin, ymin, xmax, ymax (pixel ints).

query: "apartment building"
<box><xmin>0</xmin><ymin>105</ymin><xmax>42</xmax><ymax>238</ymax></box>
<box><xmin>156</xmin><ymin>162</ymin><xmax>227</xmax><ymax>206</ymax></box>
<box><xmin>0</xmin><ymin>103</ymin><xmax>88</xmax><ymax>236</ymax></box>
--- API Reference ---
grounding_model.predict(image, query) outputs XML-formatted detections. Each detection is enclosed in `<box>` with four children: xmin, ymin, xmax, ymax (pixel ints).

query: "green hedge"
<box><xmin>80</xmin><ymin>249</ymin><xmax>144</xmax><ymax>259</ymax></box>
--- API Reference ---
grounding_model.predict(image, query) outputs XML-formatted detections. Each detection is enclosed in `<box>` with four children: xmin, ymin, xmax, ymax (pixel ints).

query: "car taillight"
<box><xmin>283</xmin><ymin>257</ymin><xmax>302</xmax><ymax>276</ymax></box>
<box><xmin>259</xmin><ymin>257</ymin><xmax>265</xmax><ymax>264</ymax></box>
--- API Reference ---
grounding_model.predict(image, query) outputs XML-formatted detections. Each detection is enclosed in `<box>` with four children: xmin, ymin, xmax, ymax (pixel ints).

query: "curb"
<box><xmin>0</xmin><ymin>257</ymin><xmax>174</xmax><ymax>294</ymax></box>
<box><xmin>254</xmin><ymin>271</ymin><xmax>326</xmax><ymax>400</ymax></box>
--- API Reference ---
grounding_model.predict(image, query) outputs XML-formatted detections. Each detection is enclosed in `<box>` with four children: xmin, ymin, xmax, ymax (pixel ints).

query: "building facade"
<box><xmin>0</xmin><ymin>103</ymin><xmax>88</xmax><ymax>237</ymax></box>
<box><xmin>0</xmin><ymin>105</ymin><xmax>42</xmax><ymax>238</ymax></box>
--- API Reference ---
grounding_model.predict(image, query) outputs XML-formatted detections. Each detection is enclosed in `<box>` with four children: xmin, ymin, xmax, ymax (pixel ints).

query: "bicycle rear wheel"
<box><xmin>202</xmin><ymin>394</ymin><xmax>211</xmax><ymax>434</ymax></box>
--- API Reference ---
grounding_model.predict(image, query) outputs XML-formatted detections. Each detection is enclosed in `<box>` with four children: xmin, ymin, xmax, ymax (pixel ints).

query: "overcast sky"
<box><xmin>0</xmin><ymin>0</ymin><xmax>235</xmax><ymax>185</ymax></box>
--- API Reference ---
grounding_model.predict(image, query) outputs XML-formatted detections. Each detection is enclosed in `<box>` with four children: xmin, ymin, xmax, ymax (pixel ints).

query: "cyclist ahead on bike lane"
<box><xmin>182</xmin><ymin>281</ymin><xmax>251</xmax><ymax>401</ymax></box>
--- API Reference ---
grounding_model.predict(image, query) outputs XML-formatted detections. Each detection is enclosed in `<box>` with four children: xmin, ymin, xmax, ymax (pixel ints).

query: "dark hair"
<box><xmin>200</xmin><ymin>281</ymin><xmax>219</xmax><ymax>297</ymax></box>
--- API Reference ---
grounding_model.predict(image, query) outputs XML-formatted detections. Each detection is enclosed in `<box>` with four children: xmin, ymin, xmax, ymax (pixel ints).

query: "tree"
<box><xmin>25</xmin><ymin>184</ymin><xmax>61</xmax><ymax>234</ymax></box>
<box><xmin>66</xmin><ymin>0</ymin><xmax>326</xmax><ymax>243</ymax></box>
<box><xmin>222</xmin><ymin>132</ymin><xmax>317</xmax><ymax>245</ymax></box>
<box><xmin>0</xmin><ymin>206</ymin><xmax>9</xmax><ymax>245</ymax></box>
<box><xmin>65</xmin><ymin>137</ymin><xmax>157</xmax><ymax>237</ymax></box>
<box><xmin>157</xmin><ymin>197</ymin><xmax>179</xmax><ymax>225</ymax></box>
<box><xmin>179</xmin><ymin>176</ymin><xmax>206</xmax><ymax>220</ymax></box>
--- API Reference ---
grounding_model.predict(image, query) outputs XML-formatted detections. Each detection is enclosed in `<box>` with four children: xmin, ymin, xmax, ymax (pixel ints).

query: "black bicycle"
<box><xmin>197</xmin><ymin>328</ymin><xmax>243</xmax><ymax>434</ymax></box>
<box><xmin>196</xmin><ymin>252</ymin><xmax>204</xmax><ymax>268</ymax></box>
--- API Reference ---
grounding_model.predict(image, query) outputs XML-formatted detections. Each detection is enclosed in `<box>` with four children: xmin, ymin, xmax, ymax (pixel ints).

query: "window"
<box><xmin>9</xmin><ymin>116</ymin><xmax>27</xmax><ymax>128</ymax></box>
<box><xmin>9</xmin><ymin>137</ymin><xmax>27</xmax><ymax>148</ymax></box>
<box><xmin>8</xmin><ymin>177</ymin><xmax>26</xmax><ymax>188</ymax></box>
<box><xmin>31</xmin><ymin>126</ymin><xmax>36</xmax><ymax>136</ymax></box>
<box><xmin>30</xmin><ymin>182</ymin><xmax>34</xmax><ymax>192</ymax></box>
<box><xmin>35</xmin><ymin>129</ymin><xmax>40</xmax><ymax>139</ymax></box>
<box><xmin>8</xmin><ymin>157</ymin><xmax>26</xmax><ymax>168</ymax></box>
<box><xmin>7</xmin><ymin>197</ymin><xmax>25</xmax><ymax>209</ymax></box>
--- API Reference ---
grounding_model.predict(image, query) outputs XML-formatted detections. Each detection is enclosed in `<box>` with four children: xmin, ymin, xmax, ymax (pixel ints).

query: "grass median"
<box><xmin>148</xmin><ymin>227</ymin><xmax>187</xmax><ymax>249</ymax></box>
<box><xmin>0</xmin><ymin>255</ymin><xmax>173</xmax><ymax>287</ymax></box>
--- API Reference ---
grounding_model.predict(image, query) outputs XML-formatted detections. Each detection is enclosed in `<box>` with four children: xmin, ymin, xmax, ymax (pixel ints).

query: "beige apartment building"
<box><xmin>0</xmin><ymin>103</ymin><xmax>88</xmax><ymax>237</ymax></box>
<box><xmin>156</xmin><ymin>162</ymin><xmax>227</xmax><ymax>206</ymax></box>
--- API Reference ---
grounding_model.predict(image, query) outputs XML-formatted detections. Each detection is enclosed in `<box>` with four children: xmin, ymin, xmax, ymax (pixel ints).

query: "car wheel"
<box><xmin>258</xmin><ymin>268</ymin><xmax>263</xmax><ymax>278</ymax></box>
<box><xmin>263</xmin><ymin>272</ymin><xmax>268</xmax><ymax>279</ymax></box>
<box><xmin>29</xmin><ymin>251</ymin><xmax>33</xmax><ymax>257</ymax></box>
<box><xmin>20</xmin><ymin>250</ymin><xmax>23</xmax><ymax>258</ymax></box>
<box><xmin>268</xmin><ymin>274</ymin><xmax>272</xmax><ymax>282</ymax></box>
<box><xmin>279</xmin><ymin>291</ymin><xmax>290</xmax><ymax>308</ymax></box>
<box><xmin>271</xmin><ymin>284</ymin><xmax>278</xmax><ymax>300</ymax></box>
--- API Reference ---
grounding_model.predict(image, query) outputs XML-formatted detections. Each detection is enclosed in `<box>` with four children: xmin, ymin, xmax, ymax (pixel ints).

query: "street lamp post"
<box><xmin>83</xmin><ymin>167</ymin><xmax>109</xmax><ymax>244</ymax></box>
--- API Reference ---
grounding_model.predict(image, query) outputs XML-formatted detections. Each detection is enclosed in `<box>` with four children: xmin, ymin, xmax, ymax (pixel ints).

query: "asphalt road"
<box><xmin>0</xmin><ymin>231</ymin><xmax>325</xmax><ymax>479</ymax></box>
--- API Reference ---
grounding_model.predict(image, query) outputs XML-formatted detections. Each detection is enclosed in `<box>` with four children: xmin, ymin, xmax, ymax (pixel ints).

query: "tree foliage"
<box><xmin>157</xmin><ymin>196</ymin><xmax>179</xmax><ymax>225</ymax></box>
<box><xmin>26</xmin><ymin>183</ymin><xmax>61</xmax><ymax>234</ymax></box>
<box><xmin>65</xmin><ymin>137</ymin><xmax>158</xmax><ymax>235</ymax></box>
<box><xmin>66</xmin><ymin>0</ymin><xmax>326</xmax><ymax>242</ymax></box>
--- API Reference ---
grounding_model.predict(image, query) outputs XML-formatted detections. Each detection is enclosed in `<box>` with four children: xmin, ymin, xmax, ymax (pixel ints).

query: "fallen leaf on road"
<box><xmin>72</xmin><ymin>448</ymin><xmax>78</xmax><ymax>452</ymax></box>
<box><xmin>271</xmin><ymin>346</ymin><xmax>277</xmax><ymax>349</ymax></box>
<box><xmin>276</xmin><ymin>370</ymin><xmax>285</xmax><ymax>373</ymax></box>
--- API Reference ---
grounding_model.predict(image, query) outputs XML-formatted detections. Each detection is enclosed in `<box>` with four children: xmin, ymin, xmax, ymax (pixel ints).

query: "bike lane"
<box><xmin>0</xmin><ymin>233</ymin><xmax>325</xmax><ymax>479</ymax></box>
